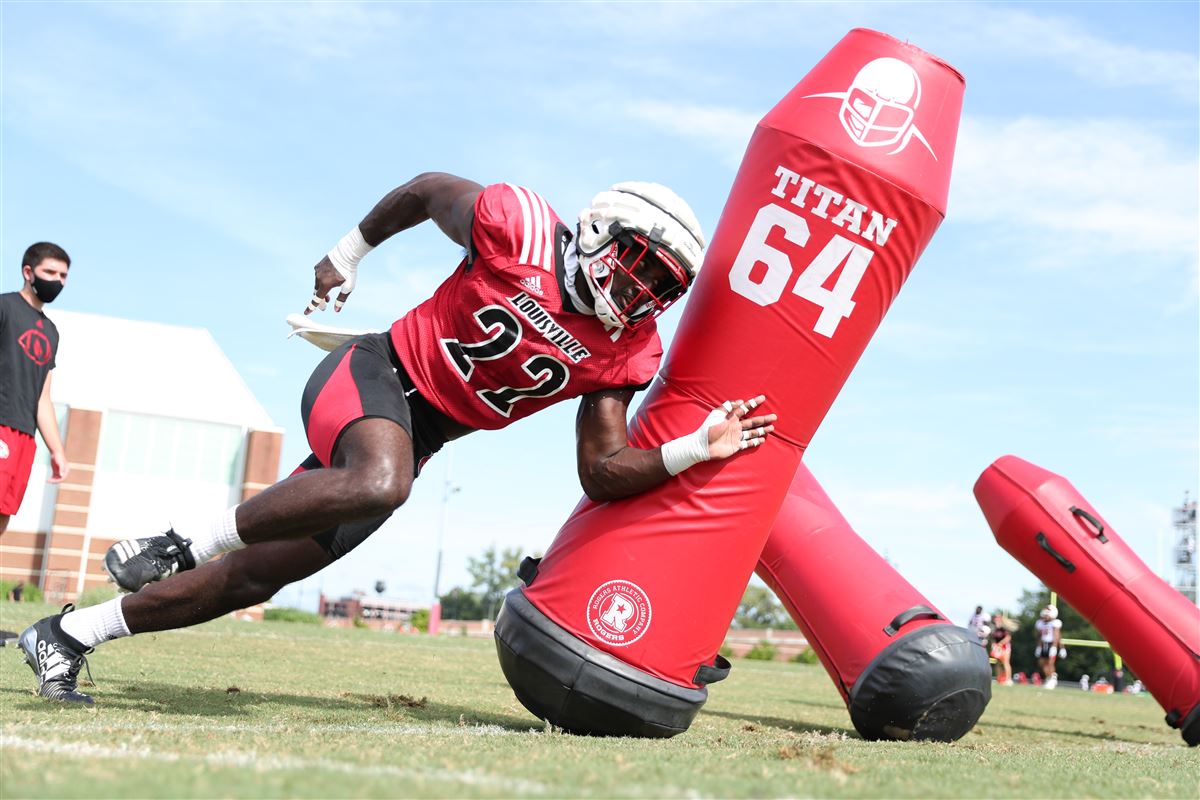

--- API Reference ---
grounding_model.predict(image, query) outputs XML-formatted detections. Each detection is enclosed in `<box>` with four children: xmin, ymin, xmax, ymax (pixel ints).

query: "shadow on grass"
<box><xmin>1</xmin><ymin>681</ymin><xmax>539</xmax><ymax>731</ymax></box>
<box><xmin>703</xmin><ymin>708</ymin><xmax>857</xmax><ymax>738</ymax></box>
<box><xmin>339</xmin><ymin>692</ymin><xmax>539</xmax><ymax>731</ymax></box>
<box><xmin>980</xmin><ymin>718</ymin><xmax>1151</xmax><ymax>744</ymax></box>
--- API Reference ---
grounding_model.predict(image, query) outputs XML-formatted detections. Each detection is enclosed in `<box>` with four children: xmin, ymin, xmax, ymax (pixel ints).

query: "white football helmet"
<box><xmin>1042</xmin><ymin>605</ymin><xmax>1059</xmax><ymax>620</ymax></box>
<box><xmin>576</xmin><ymin>181</ymin><xmax>705</xmax><ymax>329</ymax></box>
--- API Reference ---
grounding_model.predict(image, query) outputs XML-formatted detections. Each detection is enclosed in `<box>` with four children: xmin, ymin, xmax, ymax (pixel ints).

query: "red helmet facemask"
<box><xmin>584</xmin><ymin>224</ymin><xmax>692</xmax><ymax>330</ymax></box>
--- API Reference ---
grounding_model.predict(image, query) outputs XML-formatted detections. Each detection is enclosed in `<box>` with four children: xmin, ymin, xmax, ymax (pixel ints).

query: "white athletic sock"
<box><xmin>59</xmin><ymin>597</ymin><xmax>131</xmax><ymax>649</ymax></box>
<box><xmin>184</xmin><ymin>505</ymin><xmax>246</xmax><ymax>565</ymax></box>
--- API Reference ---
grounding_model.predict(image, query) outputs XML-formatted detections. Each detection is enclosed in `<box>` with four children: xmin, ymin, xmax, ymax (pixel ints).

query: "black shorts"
<box><xmin>1036</xmin><ymin>643</ymin><xmax>1057</xmax><ymax>659</ymax></box>
<box><xmin>301</xmin><ymin>332</ymin><xmax>449</xmax><ymax>468</ymax></box>
<box><xmin>297</xmin><ymin>332</ymin><xmax>452</xmax><ymax>560</ymax></box>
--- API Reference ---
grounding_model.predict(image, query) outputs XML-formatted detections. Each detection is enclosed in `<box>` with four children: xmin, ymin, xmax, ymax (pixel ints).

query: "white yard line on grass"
<box><xmin>1</xmin><ymin>734</ymin><xmax>550</xmax><ymax>794</ymax></box>
<box><xmin>5</xmin><ymin>720</ymin><xmax>526</xmax><ymax>737</ymax></box>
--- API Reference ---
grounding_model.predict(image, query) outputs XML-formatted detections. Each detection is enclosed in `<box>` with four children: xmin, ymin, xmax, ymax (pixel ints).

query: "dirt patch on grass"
<box><xmin>777</xmin><ymin>743</ymin><xmax>859</xmax><ymax>779</ymax></box>
<box><xmin>343</xmin><ymin>692</ymin><xmax>429</xmax><ymax>712</ymax></box>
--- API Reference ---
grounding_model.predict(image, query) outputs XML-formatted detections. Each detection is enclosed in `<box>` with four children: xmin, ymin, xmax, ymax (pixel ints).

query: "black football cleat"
<box><xmin>18</xmin><ymin>605</ymin><xmax>95</xmax><ymax>705</ymax></box>
<box><xmin>104</xmin><ymin>529</ymin><xmax>196</xmax><ymax>592</ymax></box>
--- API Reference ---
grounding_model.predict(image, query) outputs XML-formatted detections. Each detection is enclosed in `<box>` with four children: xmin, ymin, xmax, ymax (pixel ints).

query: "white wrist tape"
<box><xmin>661</xmin><ymin>406</ymin><xmax>727</xmax><ymax>476</ymax></box>
<box><xmin>327</xmin><ymin>226</ymin><xmax>373</xmax><ymax>276</ymax></box>
<box><xmin>326</xmin><ymin>227</ymin><xmax>374</xmax><ymax>307</ymax></box>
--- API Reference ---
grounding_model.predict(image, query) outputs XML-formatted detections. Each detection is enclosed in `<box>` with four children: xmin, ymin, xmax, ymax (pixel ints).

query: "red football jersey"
<box><xmin>391</xmin><ymin>184</ymin><xmax>663</xmax><ymax>431</ymax></box>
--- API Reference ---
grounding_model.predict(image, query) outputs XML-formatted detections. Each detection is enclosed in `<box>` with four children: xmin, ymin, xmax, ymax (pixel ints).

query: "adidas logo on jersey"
<box><xmin>519</xmin><ymin>275</ymin><xmax>544</xmax><ymax>296</ymax></box>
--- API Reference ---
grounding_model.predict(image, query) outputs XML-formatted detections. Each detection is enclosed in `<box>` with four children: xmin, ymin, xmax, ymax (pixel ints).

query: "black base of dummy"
<box><xmin>494</xmin><ymin>588</ymin><xmax>708</xmax><ymax>738</ymax></box>
<box><xmin>848</xmin><ymin>624</ymin><xmax>992</xmax><ymax>742</ymax></box>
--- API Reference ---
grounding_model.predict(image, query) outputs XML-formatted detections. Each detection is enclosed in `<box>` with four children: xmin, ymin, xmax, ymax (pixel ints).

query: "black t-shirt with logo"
<box><xmin>0</xmin><ymin>292</ymin><xmax>59</xmax><ymax>435</ymax></box>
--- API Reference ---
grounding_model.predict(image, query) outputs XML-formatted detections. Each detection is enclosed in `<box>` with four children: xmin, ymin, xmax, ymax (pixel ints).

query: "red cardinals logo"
<box><xmin>586</xmin><ymin>579</ymin><xmax>652</xmax><ymax>647</ymax></box>
<box><xmin>18</xmin><ymin>327</ymin><xmax>53</xmax><ymax>366</ymax></box>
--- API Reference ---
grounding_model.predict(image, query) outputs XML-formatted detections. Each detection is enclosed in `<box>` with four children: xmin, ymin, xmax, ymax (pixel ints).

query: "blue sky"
<box><xmin>2</xmin><ymin>1</ymin><xmax>1196</xmax><ymax>628</ymax></box>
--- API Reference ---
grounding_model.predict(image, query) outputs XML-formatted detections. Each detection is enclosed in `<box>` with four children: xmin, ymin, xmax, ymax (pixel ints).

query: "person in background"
<box><xmin>967</xmin><ymin>605</ymin><xmax>987</xmax><ymax>638</ymax></box>
<box><xmin>988</xmin><ymin>611</ymin><xmax>1012</xmax><ymax>685</ymax></box>
<box><xmin>1034</xmin><ymin>604</ymin><xmax>1063</xmax><ymax>689</ymax></box>
<box><xmin>0</xmin><ymin>243</ymin><xmax>71</xmax><ymax>536</ymax></box>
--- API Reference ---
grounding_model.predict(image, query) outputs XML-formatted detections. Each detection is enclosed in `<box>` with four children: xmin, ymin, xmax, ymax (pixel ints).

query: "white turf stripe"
<box><xmin>1</xmin><ymin>735</ymin><xmax>550</xmax><ymax>794</ymax></box>
<box><xmin>506</xmin><ymin>183</ymin><xmax>534</xmax><ymax>265</ymax></box>
<box><xmin>15</xmin><ymin>720</ymin><xmax>524</xmax><ymax>736</ymax></box>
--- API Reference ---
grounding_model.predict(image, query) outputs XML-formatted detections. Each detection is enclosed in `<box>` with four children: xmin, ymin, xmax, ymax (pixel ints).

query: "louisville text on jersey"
<box><xmin>507</xmin><ymin>291</ymin><xmax>592</xmax><ymax>364</ymax></box>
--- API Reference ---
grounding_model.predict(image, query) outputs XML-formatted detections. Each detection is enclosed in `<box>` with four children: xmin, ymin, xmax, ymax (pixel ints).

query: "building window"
<box><xmin>98</xmin><ymin>411</ymin><xmax>243</xmax><ymax>483</ymax></box>
<box><xmin>87</xmin><ymin>411</ymin><xmax>247</xmax><ymax>539</ymax></box>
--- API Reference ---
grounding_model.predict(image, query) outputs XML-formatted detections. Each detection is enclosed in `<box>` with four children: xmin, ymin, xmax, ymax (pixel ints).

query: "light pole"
<box><xmin>432</xmin><ymin>443</ymin><xmax>461</xmax><ymax>607</ymax></box>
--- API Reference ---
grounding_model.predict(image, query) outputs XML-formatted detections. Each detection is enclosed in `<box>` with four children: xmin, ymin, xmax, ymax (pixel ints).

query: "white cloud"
<box><xmin>100</xmin><ymin>1</ymin><xmax>391</xmax><ymax>61</ymax></box>
<box><xmin>829</xmin><ymin>482</ymin><xmax>981</xmax><ymax>536</ymax></box>
<box><xmin>952</xmin><ymin>115</ymin><xmax>1199</xmax><ymax>267</ymax></box>
<box><xmin>869</xmin><ymin>317</ymin><xmax>982</xmax><ymax>361</ymax></box>
<box><xmin>965</xmin><ymin>5</ymin><xmax>1199</xmax><ymax>102</ymax></box>
<box><xmin>1095</xmin><ymin>412</ymin><xmax>1200</xmax><ymax>453</ymax></box>
<box><xmin>5</xmin><ymin>51</ymin><xmax>311</xmax><ymax>263</ymax></box>
<box><xmin>623</xmin><ymin>102</ymin><xmax>760</xmax><ymax>168</ymax></box>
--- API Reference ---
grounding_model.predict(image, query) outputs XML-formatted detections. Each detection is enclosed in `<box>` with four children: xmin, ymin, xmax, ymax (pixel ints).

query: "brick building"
<box><xmin>319</xmin><ymin>592</ymin><xmax>432</xmax><ymax>633</ymax></box>
<box><xmin>0</xmin><ymin>311</ymin><xmax>282</xmax><ymax>603</ymax></box>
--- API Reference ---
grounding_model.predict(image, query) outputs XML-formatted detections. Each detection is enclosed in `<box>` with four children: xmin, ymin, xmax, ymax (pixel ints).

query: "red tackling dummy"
<box><xmin>975</xmin><ymin>455</ymin><xmax>1200</xmax><ymax>746</ymax></box>
<box><xmin>497</xmin><ymin>29</ymin><xmax>965</xmax><ymax>735</ymax></box>
<box><xmin>758</xmin><ymin>463</ymin><xmax>990</xmax><ymax>741</ymax></box>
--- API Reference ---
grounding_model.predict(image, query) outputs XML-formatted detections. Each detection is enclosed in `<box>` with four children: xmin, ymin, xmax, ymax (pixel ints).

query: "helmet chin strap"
<box><xmin>581</xmin><ymin>251</ymin><xmax>625</xmax><ymax>329</ymax></box>
<box><xmin>563</xmin><ymin>241</ymin><xmax>599</xmax><ymax>316</ymax></box>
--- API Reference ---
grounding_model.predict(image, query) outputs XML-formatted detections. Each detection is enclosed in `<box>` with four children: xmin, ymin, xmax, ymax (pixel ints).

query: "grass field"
<box><xmin>1</xmin><ymin>601</ymin><xmax>1196</xmax><ymax>799</ymax></box>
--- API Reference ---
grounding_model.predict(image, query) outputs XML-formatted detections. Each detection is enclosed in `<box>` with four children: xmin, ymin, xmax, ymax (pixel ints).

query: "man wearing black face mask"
<box><xmin>0</xmin><ymin>242</ymin><xmax>71</xmax><ymax>535</ymax></box>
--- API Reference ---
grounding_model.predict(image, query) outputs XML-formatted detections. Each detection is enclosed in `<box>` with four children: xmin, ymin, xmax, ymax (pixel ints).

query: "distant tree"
<box><xmin>791</xmin><ymin>648</ymin><xmax>820</xmax><ymax>665</ymax></box>
<box><xmin>468</xmin><ymin>544</ymin><xmax>531</xmax><ymax>620</ymax></box>
<box><xmin>438</xmin><ymin>586</ymin><xmax>483</xmax><ymax>620</ymax></box>
<box><xmin>1007</xmin><ymin>586</ymin><xmax>1132</xmax><ymax>683</ymax></box>
<box><xmin>744</xmin><ymin>640</ymin><xmax>778</xmax><ymax>660</ymax></box>
<box><xmin>263</xmin><ymin>607</ymin><xmax>323</xmax><ymax>624</ymax></box>
<box><xmin>733</xmin><ymin>585</ymin><xmax>797</xmax><ymax>629</ymax></box>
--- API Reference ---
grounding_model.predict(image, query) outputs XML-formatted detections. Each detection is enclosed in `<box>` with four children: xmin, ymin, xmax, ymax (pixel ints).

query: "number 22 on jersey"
<box><xmin>440</xmin><ymin>305</ymin><xmax>570</xmax><ymax>418</ymax></box>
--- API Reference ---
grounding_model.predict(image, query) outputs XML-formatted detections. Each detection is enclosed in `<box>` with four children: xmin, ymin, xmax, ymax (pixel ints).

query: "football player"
<box><xmin>19</xmin><ymin>173</ymin><xmax>777</xmax><ymax>703</ymax></box>
<box><xmin>1034</xmin><ymin>605</ymin><xmax>1063</xmax><ymax>689</ymax></box>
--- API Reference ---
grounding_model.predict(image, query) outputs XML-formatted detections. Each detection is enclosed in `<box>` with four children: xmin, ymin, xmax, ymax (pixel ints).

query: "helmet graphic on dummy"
<box><xmin>839</xmin><ymin>57</ymin><xmax>922</xmax><ymax>151</ymax></box>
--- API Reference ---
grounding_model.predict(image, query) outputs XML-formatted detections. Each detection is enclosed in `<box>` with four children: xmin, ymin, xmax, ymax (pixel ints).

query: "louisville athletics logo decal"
<box><xmin>586</xmin><ymin>579</ymin><xmax>652</xmax><ymax>647</ymax></box>
<box><xmin>18</xmin><ymin>325</ymin><xmax>53</xmax><ymax>366</ymax></box>
<box><xmin>804</xmin><ymin>57</ymin><xmax>936</xmax><ymax>159</ymax></box>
